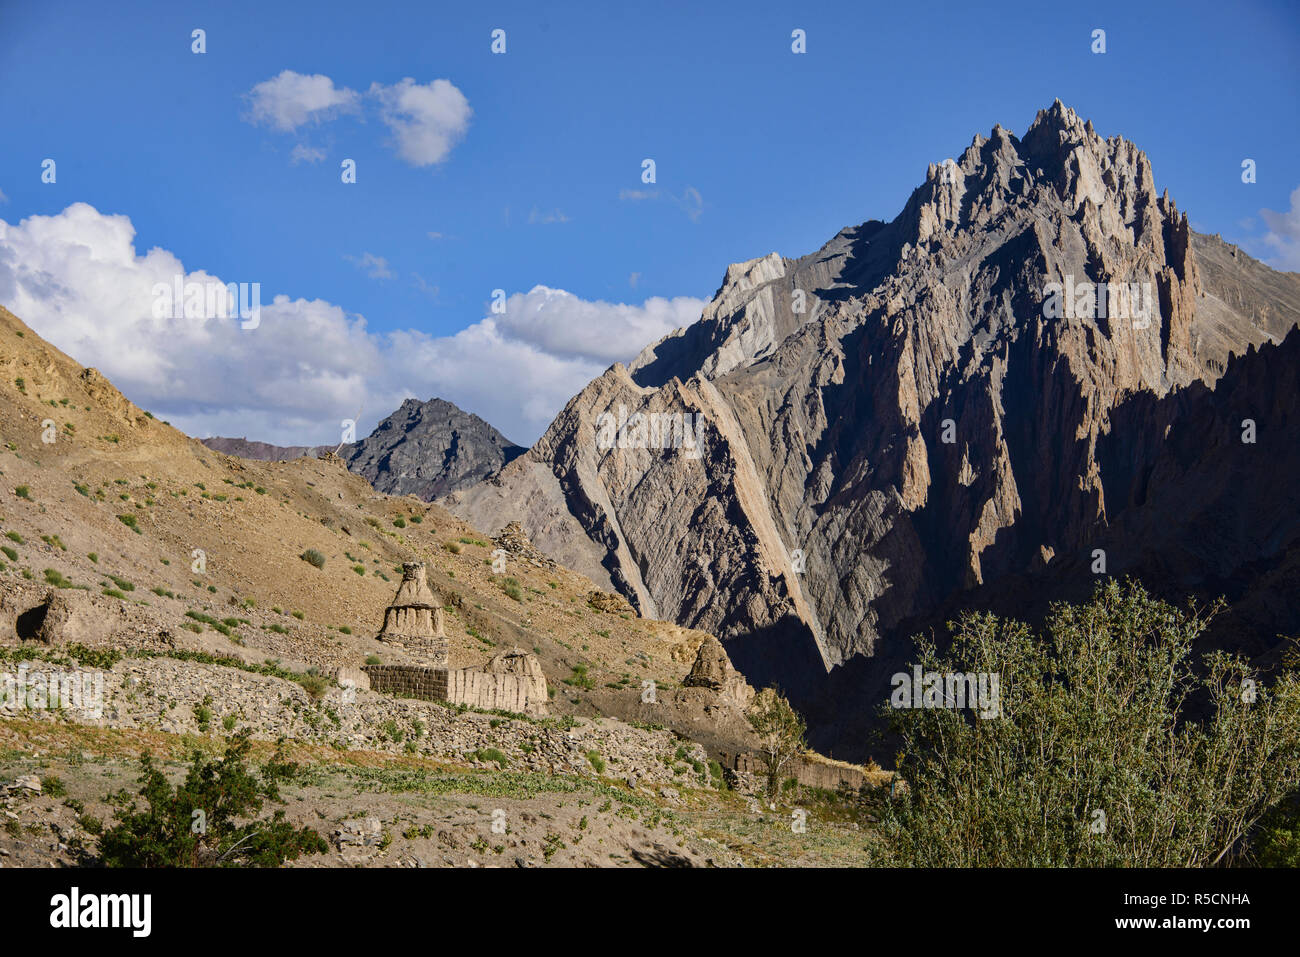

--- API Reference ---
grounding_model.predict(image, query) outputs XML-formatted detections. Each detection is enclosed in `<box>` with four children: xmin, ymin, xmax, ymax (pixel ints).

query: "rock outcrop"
<box><xmin>443</xmin><ymin>102</ymin><xmax>1300</xmax><ymax>755</ymax></box>
<box><xmin>683</xmin><ymin>635</ymin><xmax>754</xmax><ymax>709</ymax></box>
<box><xmin>493</xmin><ymin>521</ymin><xmax>558</xmax><ymax>571</ymax></box>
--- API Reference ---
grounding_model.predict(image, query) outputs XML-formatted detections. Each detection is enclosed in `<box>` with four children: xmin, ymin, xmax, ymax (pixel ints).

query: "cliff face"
<box><xmin>442</xmin><ymin>101</ymin><xmax>1300</xmax><ymax>752</ymax></box>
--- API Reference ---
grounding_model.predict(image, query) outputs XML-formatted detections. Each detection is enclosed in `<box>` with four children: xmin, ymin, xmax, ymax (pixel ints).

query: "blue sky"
<box><xmin>0</xmin><ymin>0</ymin><xmax>1296</xmax><ymax>445</ymax></box>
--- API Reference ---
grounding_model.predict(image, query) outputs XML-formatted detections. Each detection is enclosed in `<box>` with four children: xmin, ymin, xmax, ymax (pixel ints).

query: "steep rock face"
<box><xmin>443</xmin><ymin>102</ymin><xmax>1300</xmax><ymax>750</ymax></box>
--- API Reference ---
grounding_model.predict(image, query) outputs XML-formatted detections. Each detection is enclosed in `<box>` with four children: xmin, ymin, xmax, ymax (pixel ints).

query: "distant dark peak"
<box><xmin>342</xmin><ymin>395</ymin><xmax>524</xmax><ymax>500</ymax></box>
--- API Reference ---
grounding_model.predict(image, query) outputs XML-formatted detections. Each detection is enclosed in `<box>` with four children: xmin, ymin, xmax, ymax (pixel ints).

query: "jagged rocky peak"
<box><xmin>443</xmin><ymin>102</ymin><xmax>1300</xmax><ymax>756</ymax></box>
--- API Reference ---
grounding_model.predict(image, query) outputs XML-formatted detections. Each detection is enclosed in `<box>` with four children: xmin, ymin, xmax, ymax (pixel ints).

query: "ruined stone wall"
<box><xmin>362</xmin><ymin>665</ymin><xmax>448</xmax><ymax>700</ymax></box>
<box><xmin>399</xmin><ymin>636</ymin><xmax>449</xmax><ymax>668</ymax></box>
<box><xmin>719</xmin><ymin>750</ymin><xmax>868</xmax><ymax>791</ymax></box>
<box><xmin>446</xmin><ymin>667</ymin><xmax>537</xmax><ymax>714</ymax></box>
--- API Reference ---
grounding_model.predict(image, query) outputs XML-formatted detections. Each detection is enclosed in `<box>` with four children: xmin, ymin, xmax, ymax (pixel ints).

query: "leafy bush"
<box><xmin>586</xmin><ymin>750</ymin><xmax>606</xmax><ymax>774</ymax></box>
<box><xmin>66</xmin><ymin>644</ymin><xmax>122</xmax><ymax>669</ymax></box>
<box><xmin>475</xmin><ymin>747</ymin><xmax>508</xmax><ymax>768</ymax></box>
<box><xmin>43</xmin><ymin>568</ymin><xmax>74</xmax><ymax>588</ymax></box>
<box><xmin>96</xmin><ymin>733</ymin><xmax>327</xmax><ymax>867</ymax></box>
<box><xmin>116</xmin><ymin>514</ymin><xmax>141</xmax><ymax>533</ymax></box>
<box><xmin>562</xmin><ymin>664</ymin><xmax>596</xmax><ymax>690</ymax></box>
<box><xmin>747</xmin><ymin>688</ymin><xmax>807</xmax><ymax>801</ymax></box>
<box><xmin>299</xmin><ymin>673</ymin><xmax>327</xmax><ymax>702</ymax></box>
<box><xmin>300</xmin><ymin>549</ymin><xmax>325</xmax><ymax>569</ymax></box>
<box><xmin>881</xmin><ymin>580</ymin><xmax>1300</xmax><ymax>867</ymax></box>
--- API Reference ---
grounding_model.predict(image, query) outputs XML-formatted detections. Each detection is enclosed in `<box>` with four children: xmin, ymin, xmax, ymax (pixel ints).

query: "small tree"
<box><xmin>747</xmin><ymin>687</ymin><xmax>807</xmax><ymax>802</ymax></box>
<box><xmin>98</xmin><ymin>731</ymin><xmax>327</xmax><ymax>867</ymax></box>
<box><xmin>881</xmin><ymin>579</ymin><xmax>1300</xmax><ymax>866</ymax></box>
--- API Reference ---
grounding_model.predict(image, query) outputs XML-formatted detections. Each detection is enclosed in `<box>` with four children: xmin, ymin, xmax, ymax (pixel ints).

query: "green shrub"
<box><xmin>43</xmin><ymin>568</ymin><xmax>74</xmax><ymax>588</ymax></box>
<box><xmin>300</xmin><ymin>549</ymin><xmax>325</xmax><ymax>569</ymax></box>
<box><xmin>67</xmin><ymin>644</ymin><xmax>121</xmax><ymax>669</ymax></box>
<box><xmin>299</xmin><ymin>674</ymin><xmax>327</xmax><ymax>702</ymax></box>
<box><xmin>96</xmin><ymin>732</ymin><xmax>328</xmax><ymax>867</ymax></box>
<box><xmin>562</xmin><ymin>664</ymin><xmax>596</xmax><ymax>690</ymax></box>
<box><xmin>881</xmin><ymin>580</ymin><xmax>1300</xmax><ymax>867</ymax></box>
<box><xmin>116</xmin><ymin>514</ymin><xmax>141</xmax><ymax>533</ymax></box>
<box><xmin>14</xmin><ymin>485</ymin><xmax>32</xmax><ymax>501</ymax></box>
<box><xmin>585</xmin><ymin>750</ymin><xmax>606</xmax><ymax>774</ymax></box>
<box><xmin>474</xmin><ymin>747</ymin><xmax>508</xmax><ymax>768</ymax></box>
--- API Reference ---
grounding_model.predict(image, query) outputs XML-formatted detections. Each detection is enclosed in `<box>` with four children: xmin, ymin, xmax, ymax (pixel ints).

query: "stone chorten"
<box><xmin>377</xmin><ymin>562</ymin><xmax>447</xmax><ymax>666</ymax></box>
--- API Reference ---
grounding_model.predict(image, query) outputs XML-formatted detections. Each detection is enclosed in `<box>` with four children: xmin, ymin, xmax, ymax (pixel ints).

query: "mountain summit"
<box><xmin>203</xmin><ymin>396</ymin><xmax>525</xmax><ymax>500</ymax></box>
<box><xmin>443</xmin><ymin>101</ymin><xmax>1300</xmax><ymax>752</ymax></box>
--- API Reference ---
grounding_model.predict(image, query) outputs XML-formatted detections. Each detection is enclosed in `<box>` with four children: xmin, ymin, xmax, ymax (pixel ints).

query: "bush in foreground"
<box><xmin>97</xmin><ymin>732</ymin><xmax>327</xmax><ymax>867</ymax></box>
<box><xmin>881</xmin><ymin>580</ymin><xmax>1300</xmax><ymax>867</ymax></box>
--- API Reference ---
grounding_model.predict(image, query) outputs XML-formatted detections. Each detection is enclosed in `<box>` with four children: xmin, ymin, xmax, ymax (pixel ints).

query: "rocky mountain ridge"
<box><xmin>442</xmin><ymin>101</ymin><xmax>1300</xmax><ymax>754</ymax></box>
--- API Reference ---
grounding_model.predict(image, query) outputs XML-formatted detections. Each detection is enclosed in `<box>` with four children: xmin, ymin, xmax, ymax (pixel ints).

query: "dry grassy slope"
<box><xmin>0</xmin><ymin>305</ymin><xmax>718</xmax><ymax>719</ymax></box>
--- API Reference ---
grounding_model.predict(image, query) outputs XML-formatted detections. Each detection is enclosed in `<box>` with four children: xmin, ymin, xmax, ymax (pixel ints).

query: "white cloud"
<box><xmin>618</xmin><ymin>186</ymin><xmax>704</xmax><ymax>222</ymax></box>
<box><xmin>0</xmin><ymin>204</ymin><xmax>706</xmax><ymax>447</ymax></box>
<box><xmin>490</xmin><ymin>285</ymin><xmax>703</xmax><ymax>363</ymax></box>
<box><xmin>289</xmin><ymin>144</ymin><xmax>326</xmax><ymax>165</ymax></box>
<box><xmin>245</xmin><ymin>70</ymin><xmax>359</xmax><ymax>132</ymax></box>
<box><xmin>344</xmin><ymin>252</ymin><xmax>395</xmax><ymax>280</ymax></box>
<box><xmin>1255</xmin><ymin>185</ymin><xmax>1300</xmax><ymax>272</ymax></box>
<box><xmin>369</xmin><ymin>78</ymin><xmax>471</xmax><ymax>167</ymax></box>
